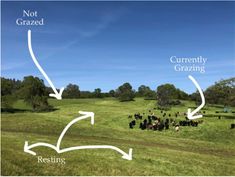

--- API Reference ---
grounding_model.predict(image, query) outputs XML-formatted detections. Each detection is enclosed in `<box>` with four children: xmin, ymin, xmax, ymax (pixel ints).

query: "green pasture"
<box><xmin>1</xmin><ymin>98</ymin><xmax>235</xmax><ymax>175</ymax></box>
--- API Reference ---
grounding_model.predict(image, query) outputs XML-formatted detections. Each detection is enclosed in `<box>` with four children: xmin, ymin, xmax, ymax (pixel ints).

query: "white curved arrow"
<box><xmin>24</xmin><ymin>111</ymin><xmax>133</xmax><ymax>160</ymax></box>
<box><xmin>27</xmin><ymin>30</ymin><xmax>64</xmax><ymax>100</ymax></box>
<box><xmin>187</xmin><ymin>75</ymin><xmax>205</xmax><ymax>120</ymax></box>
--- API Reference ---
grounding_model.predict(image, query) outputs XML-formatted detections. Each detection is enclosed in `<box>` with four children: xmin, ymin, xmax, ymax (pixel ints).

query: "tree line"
<box><xmin>1</xmin><ymin>75</ymin><xmax>234</xmax><ymax>111</ymax></box>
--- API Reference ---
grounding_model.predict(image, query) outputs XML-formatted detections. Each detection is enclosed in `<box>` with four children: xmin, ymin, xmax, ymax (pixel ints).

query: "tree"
<box><xmin>204</xmin><ymin>77</ymin><xmax>235</xmax><ymax>106</ymax></box>
<box><xmin>138</xmin><ymin>85</ymin><xmax>149</xmax><ymax>97</ymax></box>
<box><xmin>116</xmin><ymin>83</ymin><xmax>135</xmax><ymax>101</ymax></box>
<box><xmin>93</xmin><ymin>88</ymin><xmax>102</xmax><ymax>98</ymax></box>
<box><xmin>156</xmin><ymin>84</ymin><xmax>177</xmax><ymax>109</ymax></box>
<box><xmin>63</xmin><ymin>84</ymin><xmax>80</xmax><ymax>98</ymax></box>
<box><xmin>1</xmin><ymin>77</ymin><xmax>19</xmax><ymax>109</ymax></box>
<box><xmin>137</xmin><ymin>85</ymin><xmax>156</xmax><ymax>99</ymax></box>
<box><xmin>1</xmin><ymin>95</ymin><xmax>17</xmax><ymax>109</ymax></box>
<box><xmin>109</xmin><ymin>90</ymin><xmax>115</xmax><ymax>97</ymax></box>
<box><xmin>20</xmin><ymin>76</ymin><xmax>51</xmax><ymax>111</ymax></box>
<box><xmin>80</xmin><ymin>91</ymin><xmax>93</xmax><ymax>98</ymax></box>
<box><xmin>175</xmin><ymin>88</ymin><xmax>189</xmax><ymax>100</ymax></box>
<box><xmin>144</xmin><ymin>89</ymin><xmax>156</xmax><ymax>100</ymax></box>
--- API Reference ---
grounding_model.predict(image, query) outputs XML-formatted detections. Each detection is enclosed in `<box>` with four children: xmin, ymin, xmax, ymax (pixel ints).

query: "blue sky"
<box><xmin>1</xmin><ymin>1</ymin><xmax>235</xmax><ymax>93</ymax></box>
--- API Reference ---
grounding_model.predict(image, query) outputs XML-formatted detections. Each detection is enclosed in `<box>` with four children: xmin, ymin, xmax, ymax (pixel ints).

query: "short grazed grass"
<box><xmin>1</xmin><ymin>98</ymin><xmax>235</xmax><ymax>175</ymax></box>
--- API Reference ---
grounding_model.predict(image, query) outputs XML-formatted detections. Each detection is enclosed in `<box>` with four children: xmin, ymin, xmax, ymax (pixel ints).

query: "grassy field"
<box><xmin>1</xmin><ymin>98</ymin><xmax>235</xmax><ymax>176</ymax></box>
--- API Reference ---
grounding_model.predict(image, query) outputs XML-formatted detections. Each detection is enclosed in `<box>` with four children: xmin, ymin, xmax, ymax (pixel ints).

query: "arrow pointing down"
<box><xmin>27</xmin><ymin>29</ymin><xmax>64</xmax><ymax>100</ymax></box>
<box><xmin>187</xmin><ymin>75</ymin><xmax>205</xmax><ymax>120</ymax></box>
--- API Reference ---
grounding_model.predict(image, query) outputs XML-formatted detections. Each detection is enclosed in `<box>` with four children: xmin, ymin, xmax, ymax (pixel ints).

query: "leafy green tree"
<box><xmin>175</xmin><ymin>88</ymin><xmax>189</xmax><ymax>100</ymax></box>
<box><xmin>116</xmin><ymin>83</ymin><xmax>135</xmax><ymax>101</ymax></box>
<box><xmin>137</xmin><ymin>85</ymin><xmax>156</xmax><ymax>99</ymax></box>
<box><xmin>144</xmin><ymin>89</ymin><xmax>156</xmax><ymax>100</ymax></box>
<box><xmin>109</xmin><ymin>90</ymin><xmax>115</xmax><ymax>97</ymax></box>
<box><xmin>20</xmin><ymin>76</ymin><xmax>51</xmax><ymax>111</ymax></box>
<box><xmin>80</xmin><ymin>91</ymin><xmax>93</xmax><ymax>98</ymax></box>
<box><xmin>93</xmin><ymin>88</ymin><xmax>102</xmax><ymax>98</ymax></box>
<box><xmin>190</xmin><ymin>91</ymin><xmax>201</xmax><ymax>106</ymax></box>
<box><xmin>204</xmin><ymin>77</ymin><xmax>235</xmax><ymax>106</ymax></box>
<box><xmin>1</xmin><ymin>77</ymin><xmax>19</xmax><ymax>108</ymax></box>
<box><xmin>138</xmin><ymin>85</ymin><xmax>149</xmax><ymax>97</ymax></box>
<box><xmin>156</xmin><ymin>84</ymin><xmax>177</xmax><ymax>109</ymax></box>
<box><xmin>63</xmin><ymin>84</ymin><xmax>80</xmax><ymax>98</ymax></box>
<box><xmin>1</xmin><ymin>95</ymin><xmax>17</xmax><ymax>109</ymax></box>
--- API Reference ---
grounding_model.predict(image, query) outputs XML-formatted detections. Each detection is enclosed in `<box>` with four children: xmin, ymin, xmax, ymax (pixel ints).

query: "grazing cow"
<box><xmin>128</xmin><ymin>115</ymin><xmax>132</xmax><ymax>118</ymax></box>
<box><xmin>180</xmin><ymin>120</ymin><xmax>188</xmax><ymax>126</ymax></box>
<box><xmin>179</xmin><ymin>121</ymin><xmax>183</xmax><ymax>126</ymax></box>
<box><xmin>134</xmin><ymin>113</ymin><xmax>142</xmax><ymax>120</ymax></box>
<box><xmin>129</xmin><ymin>120</ymin><xmax>136</xmax><ymax>129</ymax></box>
<box><xmin>140</xmin><ymin>119</ymin><xmax>147</xmax><ymax>130</ymax></box>
<box><xmin>165</xmin><ymin>120</ymin><xmax>169</xmax><ymax>130</ymax></box>
<box><xmin>153</xmin><ymin>123</ymin><xmax>158</xmax><ymax>131</ymax></box>
<box><xmin>148</xmin><ymin>117</ymin><xmax>152</xmax><ymax>125</ymax></box>
<box><xmin>158</xmin><ymin>122</ymin><xmax>164</xmax><ymax>131</ymax></box>
<box><xmin>144</xmin><ymin>119</ymin><xmax>147</xmax><ymax>124</ymax></box>
<box><xmin>198</xmin><ymin>120</ymin><xmax>203</xmax><ymax>124</ymax></box>
<box><xmin>231</xmin><ymin>124</ymin><xmax>235</xmax><ymax>129</ymax></box>
<box><xmin>190</xmin><ymin>120</ymin><xmax>198</xmax><ymax>127</ymax></box>
<box><xmin>175</xmin><ymin>125</ymin><xmax>180</xmax><ymax>131</ymax></box>
<box><xmin>152</xmin><ymin>115</ymin><xmax>157</xmax><ymax>120</ymax></box>
<box><xmin>129</xmin><ymin>122</ymin><xmax>133</xmax><ymax>129</ymax></box>
<box><xmin>187</xmin><ymin>121</ymin><xmax>190</xmax><ymax>126</ymax></box>
<box><xmin>218</xmin><ymin>116</ymin><xmax>221</xmax><ymax>119</ymax></box>
<box><xmin>169</xmin><ymin>114</ymin><xmax>171</xmax><ymax>117</ymax></box>
<box><xmin>147</xmin><ymin>123</ymin><xmax>153</xmax><ymax>130</ymax></box>
<box><xmin>132</xmin><ymin>120</ymin><xmax>136</xmax><ymax>126</ymax></box>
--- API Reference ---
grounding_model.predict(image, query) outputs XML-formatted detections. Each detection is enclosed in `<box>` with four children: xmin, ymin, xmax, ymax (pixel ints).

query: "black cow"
<box><xmin>231</xmin><ymin>124</ymin><xmax>235</xmax><ymax>129</ymax></box>
<box><xmin>158</xmin><ymin>122</ymin><xmax>165</xmax><ymax>131</ymax></box>
<box><xmin>129</xmin><ymin>120</ymin><xmax>136</xmax><ymax>129</ymax></box>
<box><xmin>129</xmin><ymin>122</ymin><xmax>133</xmax><ymax>129</ymax></box>
<box><xmin>165</xmin><ymin>119</ymin><xmax>169</xmax><ymax>129</ymax></box>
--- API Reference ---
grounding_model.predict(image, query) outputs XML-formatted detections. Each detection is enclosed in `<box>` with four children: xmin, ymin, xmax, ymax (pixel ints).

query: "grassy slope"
<box><xmin>1</xmin><ymin>98</ymin><xmax>235</xmax><ymax>176</ymax></box>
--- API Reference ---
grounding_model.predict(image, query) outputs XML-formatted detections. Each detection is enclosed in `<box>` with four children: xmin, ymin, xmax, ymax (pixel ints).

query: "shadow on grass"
<box><xmin>1</xmin><ymin>107</ymin><xmax>59</xmax><ymax>113</ymax></box>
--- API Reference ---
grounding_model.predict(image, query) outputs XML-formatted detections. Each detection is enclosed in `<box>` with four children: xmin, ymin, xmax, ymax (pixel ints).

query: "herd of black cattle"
<box><xmin>128</xmin><ymin>110</ymin><xmax>204</xmax><ymax>131</ymax></box>
<box><xmin>128</xmin><ymin>109</ymin><xmax>235</xmax><ymax>131</ymax></box>
<box><xmin>128</xmin><ymin>108</ymin><xmax>235</xmax><ymax>131</ymax></box>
